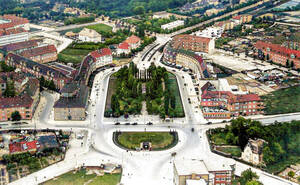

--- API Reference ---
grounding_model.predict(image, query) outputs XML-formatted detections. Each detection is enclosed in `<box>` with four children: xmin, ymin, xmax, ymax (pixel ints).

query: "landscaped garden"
<box><xmin>208</xmin><ymin>117</ymin><xmax>300</xmax><ymax>174</ymax></box>
<box><xmin>104</xmin><ymin>62</ymin><xmax>184</xmax><ymax>118</ymax></box>
<box><xmin>114</xmin><ymin>131</ymin><xmax>178</xmax><ymax>151</ymax></box>
<box><xmin>262</xmin><ymin>85</ymin><xmax>300</xmax><ymax>115</ymax></box>
<box><xmin>42</xmin><ymin>168</ymin><xmax>121</xmax><ymax>185</ymax></box>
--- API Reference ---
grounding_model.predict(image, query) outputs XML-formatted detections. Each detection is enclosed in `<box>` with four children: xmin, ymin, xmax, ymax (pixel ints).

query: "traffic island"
<box><xmin>113</xmin><ymin>131</ymin><xmax>178</xmax><ymax>151</ymax></box>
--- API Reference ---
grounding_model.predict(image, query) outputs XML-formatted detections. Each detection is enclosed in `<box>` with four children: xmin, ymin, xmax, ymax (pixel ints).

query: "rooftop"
<box><xmin>90</xmin><ymin>48</ymin><xmax>112</xmax><ymax>59</ymax></box>
<box><xmin>0</xmin><ymin>39</ymin><xmax>41</xmax><ymax>52</ymax></box>
<box><xmin>54</xmin><ymin>83</ymin><xmax>89</xmax><ymax>108</ymax></box>
<box><xmin>20</xmin><ymin>45</ymin><xmax>57</xmax><ymax>59</ymax></box>
<box><xmin>125</xmin><ymin>35</ymin><xmax>141</xmax><ymax>44</ymax></box>
<box><xmin>118</xmin><ymin>41</ymin><xmax>130</xmax><ymax>50</ymax></box>
<box><xmin>174</xmin><ymin>159</ymin><xmax>208</xmax><ymax>175</ymax></box>
<box><xmin>0</xmin><ymin>27</ymin><xmax>27</xmax><ymax>36</ymax></box>
<box><xmin>0</xmin><ymin>94</ymin><xmax>33</xmax><ymax>109</ymax></box>
<box><xmin>0</xmin><ymin>15</ymin><xmax>29</xmax><ymax>30</ymax></box>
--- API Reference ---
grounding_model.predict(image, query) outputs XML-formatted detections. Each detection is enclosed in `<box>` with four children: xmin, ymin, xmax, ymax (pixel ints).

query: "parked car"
<box><xmin>147</xmin><ymin>122</ymin><xmax>153</xmax><ymax>125</ymax></box>
<box><xmin>125</xmin><ymin>122</ymin><xmax>130</xmax><ymax>125</ymax></box>
<box><xmin>115</xmin><ymin>122</ymin><xmax>120</xmax><ymax>125</ymax></box>
<box><xmin>132</xmin><ymin>122</ymin><xmax>138</xmax><ymax>125</ymax></box>
<box><xmin>206</xmin><ymin>122</ymin><xmax>212</xmax><ymax>125</ymax></box>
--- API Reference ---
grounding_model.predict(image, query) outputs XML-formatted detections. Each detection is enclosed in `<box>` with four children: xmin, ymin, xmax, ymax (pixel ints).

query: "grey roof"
<box><xmin>54</xmin><ymin>83</ymin><xmax>89</xmax><ymax>108</ymax></box>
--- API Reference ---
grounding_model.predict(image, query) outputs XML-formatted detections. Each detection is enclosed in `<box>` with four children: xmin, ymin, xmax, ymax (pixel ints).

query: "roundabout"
<box><xmin>113</xmin><ymin>131</ymin><xmax>178</xmax><ymax>151</ymax></box>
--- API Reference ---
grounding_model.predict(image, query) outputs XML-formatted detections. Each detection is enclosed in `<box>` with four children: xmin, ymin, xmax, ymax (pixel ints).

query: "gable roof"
<box><xmin>118</xmin><ymin>42</ymin><xmax>130</xmax><ymax>50</ymax></box>
<box><xmin>255</xmin><ymin>41</ymin><xmax>300</xmax><ymax>59</ymax></box>
<box><xmin>90</xmin><ymin>48</ymin><xmax>112</xmax><ymax>59</ymax></box>
<box><xmin>125</xmin><ymin>35</ymin><xmax>141</xmax><ymax>44</ymax></box>
<box><xmin>20</xmin><ymin>45</ymin><xmax>57</xmax><ymax>58</ymax></box>
<box><xmin>79</xmin><ymin>28</ymin><xmax>101</xmax><ymax>38</ymax></box>
<box><xmin>0</xmin><ymin>94</ymin><xmax>33</xmax><ymax>109</ymax></box>
<box><xmin>0</xmin><ymin>27</ymin><xmax>27</xmax><ymax>36</ymax></box>
<box><xmin>0</xmin><ymin>39</ymin><xmax>41</xmax><ymax>52</ymax></box>
<box><xmin>0</xmin><ymin>15</ymin><xmax>29</xmax><ymax>30</ymax></box>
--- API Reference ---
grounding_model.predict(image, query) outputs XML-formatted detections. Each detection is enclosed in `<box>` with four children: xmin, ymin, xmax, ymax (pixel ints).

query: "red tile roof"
<box><xmin>20</xmin><ymin>45</ymin><xmax>57</xmax><ymax>58</ymax></box>
<box><xmin>125</xmin><ymin>35</ymin><xmax>141</xmax><ymax>44</ymax></box>
<box><xmin>255</xmin><ymin>41</ymin><xmax>300</xmax><ymax>59</ymax></box>
<box><xmin>201</xmin><ymin>91</ymin><xmax>233</xmax><ymax>99</ymax></box>
<box><xmin>0</xmin><ymin>94</ymin><xmax>33</xmax><ymax>109</ymax></box>
<box><xmin>202</xmin><ymin>91</ymin><xmax>261</xmax><ymax>103</ymax></box>
<box><xmin>235</xmin><ymin>94</ymin><xmax>261</xmax><ymax>103</ymax></box>
<box><xmin>90</xmin><ymin>48</ymin><xmax>112</xmax><ymax>59</ymax></box>
<box><xmin>172</xmin><ymin>34</ymin><xmax>211</xmax><ymax>50</ymax></box>
<box><xmin>232</xmin><ymin>15</ymin><xmax>242</xmax><ymax>20</ymax></box>
<box><xmin>0</xmin><ymin>15</ymin><xmax>29</xmax><ymax>30</ymax></box>
<box><xmin>119</xmin><ymin>42</ymin><xmax>130</xmax><ymax>50</ymax></box>
<box><xmin>0</xmin><ymin>27</ymin><xmax>27</xmax><ymax>36</ymax></box>
<box><xmin>9</xmin><ymin>140</ymin><xmax>37</xmax><ymax>154</ymax></box>
<box><xmin>0</xmin><ymin>39</ymin><xmax>41</xmax><ymax>52</ymax></box>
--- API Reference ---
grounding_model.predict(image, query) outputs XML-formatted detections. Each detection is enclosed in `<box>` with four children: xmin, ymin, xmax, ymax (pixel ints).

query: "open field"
<box><xmin>58</xmin><ymin>48</ymin><xmax>92</xmax><ymax>64</ymax></box>
<box><xmin>86</xmin><ymin>24</ymin><xmax>112</xmax><ymax>34</ymax></box>
<box><xmin>116</xmin><ymin>132</ymin><xmax>177</xmax><ymax>150</ymax></box>
<box><xmin>262</xmin><ymin>85</ymin><xmax>300</xmax><ymax>115</ymax></box>
<box><xmin>60</xmin><ymin>23</ymin><xmax>112</xmax><ymax>35</ymax></box>
<box><xmin>42</xmin><ymin>169</ymin><xmax>121</xmax><ymax>185</ymax></box>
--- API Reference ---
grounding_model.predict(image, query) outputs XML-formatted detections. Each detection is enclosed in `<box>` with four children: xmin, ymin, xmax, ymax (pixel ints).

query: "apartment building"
<box><xmin>20</xmin><ymin>45</ymin><xmax>58</xmax><ymax>63</ymax></box>
<box><xmin>171</xmin><ymin>34</ymin><xmax>215</xmax><ymax>54</ymax></box>
<box><xmin>0</xmin><ymin>15</ymin><xmax>30</xmax><ymax>46</ymax></box>
<box><xmin>255</xmin><ymin>41</ymin><xmax>300</xmax><ymax>69</ymax></box>
<box><xmin>5</xmin><ymin>53</ymin><xmax>73</xmax><ymax>90</ymax></box>
<box><xmin>201</xmin><ymin>83</ymin><xmax>263</xmax><ymax>119</ymax></box>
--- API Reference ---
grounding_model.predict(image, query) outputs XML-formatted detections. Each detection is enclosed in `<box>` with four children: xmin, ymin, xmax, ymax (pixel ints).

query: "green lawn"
<box><xmin>86</xmin><ymin>24</ymin><xmax>112</xmax><ymax>34</ymax></box>
<box><xmin>210</xmin><ymin>132</ymin><xmax>227</xmax><ymax>145</ymax></box>
<box><xmin>58</xmin><ymin>48</ymin><xmax>93</xmax><ymax>64</ymax></box>
<box><xmin>262</xmin><ymin>85</ymin><xmax>300</xmax><ymax>115</ymax></box>
<box><xmin>165</xmin><ymin>73</ymin><xmax>185</xmax><ymax>117</ymax></box>
<box><xmin>117</xmin><ymin>132</ymin><xmax>175</xmax><ymax>150</ymax></box>
<box><xmin>218</xmin><ymin>146</ymin><xmax>242</xmax><ymax>157</ymax></box>
<box><xmin>42</xmin><ymin>169</ymin><xmax>121</xmax><ymax>185</ymax></box>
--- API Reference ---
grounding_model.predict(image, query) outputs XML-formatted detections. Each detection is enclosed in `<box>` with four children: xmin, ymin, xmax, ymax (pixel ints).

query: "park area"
<box><xmin>262</xmin><ymin>85</ymin><xmax>300</xmax><ymax>115</ymax></box>
<box><xmin>114</xmin><ymin>132</ymin><xmax>178</xmax><ymax>151</ymax></box>
<box><xmin>42</xmin><ymin>168</ymin><xmax>121</xmax><ymax>185</ymax></box>
<box><xmin>104</xmin><ymin>63</ymin><xmax>184</xmax><ymax>118</ymax></box>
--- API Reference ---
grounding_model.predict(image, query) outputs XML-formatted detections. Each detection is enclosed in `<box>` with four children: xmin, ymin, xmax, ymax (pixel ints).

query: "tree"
<box><xmin>11</xmin><ymin>111</ymin><xmax>21</xmax><ymax>121</ymax></box>
<box><xmin>170</xmin><ymin>94</ymin><xmax>176</xmax><ymax>109</ymax></box>
<box><xmin>3</xmin><ymin>81</ymin><xmax>15</xmax><ymax>97</ymax></box>
<box><xmin>262</xmin><ymin>145</ymin><xmax>274</xmax><ymax>164</ymax></box>
<box><xmin>288</xmin><ymin>171</ymin><xmax>295</xmax><ymax>179</ymax></box>
<box><xmin>239</xmin><ymin>169</ymin><xmax>259</xmax><ymax>185</ymax></box>
<box><xmin>133</xmin><ymin>6</ymin><xmax>145</xmax><ymax>15</ymax></box>
<box><xmin>48</xmin><ymin>80</ymin><xmax>56</xmax><ymax>91</ymax></box>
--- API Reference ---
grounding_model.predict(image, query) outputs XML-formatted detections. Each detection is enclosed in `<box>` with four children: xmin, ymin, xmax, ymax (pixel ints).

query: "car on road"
<box><xmin>132</xmin><ymin>122</ymin><xmax>138</xmax><ymax>125</ymax></box>
<box><xmin>206</xmin><ymin>122</ymin><xmax>212</xmax><ymax>125</ymax></box>
<box><xmin>125</xmin><ymin>122</ymin><xmax>130</xmax><ymax>125</ymax></box>
<box><xmin>147</xmin><ymin>122</ymin><xmax>153</xmax><ymax>125</ymax></box>
<box><xmin>115</xmin><ymin>122</ymin><xmax>120</xmax><ymax>125</ymax></box>
<box><xmin>184</xmin><ymin>83</ymin><xmax>187</xmax><ymax>86</ymax></box>
<box><xmin>172</xmin><ymin>69</ymin><xmax>176</xmax><ymax>72</ymax></box>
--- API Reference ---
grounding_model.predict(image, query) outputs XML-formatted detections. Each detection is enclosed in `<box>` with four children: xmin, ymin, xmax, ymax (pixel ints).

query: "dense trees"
<box><xmin>39</xmin><ymin>77</ymin><xmax>56</xmax><ymax>91</ymax></box>
<box><xmin>210</xmin><ymin>117</ymin><xmax>300</xmax><ymax>170</ymax></box>
<box><xmin>109</xmin><ymin>62</ymin><xmax>142</xmax><ymax>117</ymax></box>
<box><xmin>69</xmin><ymin>0</ymin><xmax>191</xmax><ymax>17</ymax></box>
<box><xmin>3</xmin><ymin>81</ymin><xmax>16</xmax><ymax>97</ymax></box>
<box><xmin>64</xmin><ymin>16</ymin><xmax>95</xmax><ymax>25</ymax></box>
<box><xmin>239</xmin><ymin>169</ymin><xmax>262</xmax><ymax>185</ymax></box>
